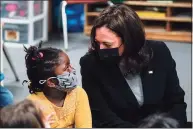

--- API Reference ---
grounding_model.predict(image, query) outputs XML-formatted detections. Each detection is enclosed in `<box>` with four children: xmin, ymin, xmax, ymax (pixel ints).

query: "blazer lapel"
<box><xmin>140</xmin><ymin>63</ymin><xmax>155</xmax><ymax>105</ymax></box>
<box><xmin>106</xmin><ymin>64</ymin><xmax>139</xmax><ymax>107</ymax></box>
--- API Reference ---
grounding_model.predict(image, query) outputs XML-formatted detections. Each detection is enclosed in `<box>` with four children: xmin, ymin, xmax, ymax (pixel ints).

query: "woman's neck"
<box><xmin>43</xmin><ymin>87</ymin><xmax>66</xmax><ymax>107</ymax></box>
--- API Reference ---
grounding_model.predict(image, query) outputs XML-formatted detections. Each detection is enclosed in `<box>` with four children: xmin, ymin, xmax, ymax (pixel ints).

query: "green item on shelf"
<box><xmin>111</xmin><ymin>0</ymin><xmax>124</xmax><ymax>3</ymax></box>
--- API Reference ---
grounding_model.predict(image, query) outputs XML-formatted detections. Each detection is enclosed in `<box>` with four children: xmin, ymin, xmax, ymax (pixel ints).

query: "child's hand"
<box><xmin>33</xmin><ymin>101</ymin><xmax>56</xmax><ymax>128</ymax></box>
<box><xmin>45</xmin><ymin>112</ymin><xmax>55</xmax><ymax>124</ymax></box>
<box><xmin>44</xmin><ymin>112</ymin><xmax>56</xmax><ymax>128</ymax></box>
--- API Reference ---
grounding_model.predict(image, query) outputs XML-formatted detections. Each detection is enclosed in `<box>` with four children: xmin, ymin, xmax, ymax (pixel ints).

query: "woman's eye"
<box><xmin>105</xmin><ymin>44</ymin><xmax>111</xmax><ymax>48</ymax></box>
<box><xmin>95</xmin><ymin>41</ymin><xmax>100</xmax><ymax>44</ymax></box>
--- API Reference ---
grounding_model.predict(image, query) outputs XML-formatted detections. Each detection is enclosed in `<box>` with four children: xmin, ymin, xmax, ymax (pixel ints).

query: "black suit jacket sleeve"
<box><xmin>163</xmin><ymin>43</ymin><xmax>187</xmax><ymax>127</ymax></box>
<box><xmin>80</xmin><ymin>56</ymin><xmax>135</xmax><ymax>128</ymax></box>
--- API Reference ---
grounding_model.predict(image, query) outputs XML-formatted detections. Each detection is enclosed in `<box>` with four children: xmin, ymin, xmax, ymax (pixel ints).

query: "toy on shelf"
<box><xmin>2</xmin><ymin>23</ymin><xmax>28</xmax><ymax>44</ymax></box>
<box><xmin>0</xmin><ymin>1</ymin><xmax>48</xmax><ymax>45</ymax></box>
<box><xmin>1</xmin><ymin>1</ymin><xmax>28</xmax><ymax>18</ymax></box>
<box><xmin>0</xmin><ymin>1</ymin><xmax>43</xmax><ymax>19</ymax></box>
<box><xmin>34</xmin><ymin>1</ymin><xmax>43</xmax><ymax>16</ymax></box>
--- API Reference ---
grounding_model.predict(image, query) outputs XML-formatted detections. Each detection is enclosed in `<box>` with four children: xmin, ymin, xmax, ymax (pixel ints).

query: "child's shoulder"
<box><xmin>27</xmin><ymin>92</ymin><xmax>51</xmax><ymax>109</ymax></box>
<box><xmin>73</xmin><ymin>86</ymin><xmax>86</xmax><ymax>94</ymax></box>
<box><xmin>68</xmin><ymin>86</ymin><xmax>87</xmax><ymax>98</ymax></box>
<box><xmin>27</xmin><ymin>92</ymin><xmax>45</xmax><ymax>102</ymax></box>
<box><xmin>72</xmin><ymin>86</ymin><xmax>88</xmax><ymax>99</ymax></box>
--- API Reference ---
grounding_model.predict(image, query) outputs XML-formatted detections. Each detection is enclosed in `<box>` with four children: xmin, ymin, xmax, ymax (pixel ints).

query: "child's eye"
<box><xmin>63</xmin><ymin>65</ymin><xmax>70</xmax><ymax>71</ymax></box>
<box><xmin>63</xmin><ymin>66</ymin><xmax>68</xmax><ymax>71</ymax></box>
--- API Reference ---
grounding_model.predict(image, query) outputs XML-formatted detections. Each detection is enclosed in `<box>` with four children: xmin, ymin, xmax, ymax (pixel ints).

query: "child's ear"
<box><xmin>46</xmin><ymin>79</ymin><xmax>56</xmax><ymax>88</ymax></box>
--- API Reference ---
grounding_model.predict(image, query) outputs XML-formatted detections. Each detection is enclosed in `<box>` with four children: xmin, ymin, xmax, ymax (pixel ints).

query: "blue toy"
<box><xmin>0</xmin><ymin>73</ymin><xmax>14</xmax><ymax>107</ymax></box>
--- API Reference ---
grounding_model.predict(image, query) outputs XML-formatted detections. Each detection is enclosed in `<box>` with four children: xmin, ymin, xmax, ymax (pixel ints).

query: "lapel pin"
<box><xmin>148</xmin><ymin>70</ymin><xmax>153</xmax><ymax>74</ymax></box>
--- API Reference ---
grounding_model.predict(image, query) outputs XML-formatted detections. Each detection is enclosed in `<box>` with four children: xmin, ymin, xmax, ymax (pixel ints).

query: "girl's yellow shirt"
<box><xmin>27</xmin><ymin>86</ymin><xmax>92</xmax><ymax>128</ymax></box>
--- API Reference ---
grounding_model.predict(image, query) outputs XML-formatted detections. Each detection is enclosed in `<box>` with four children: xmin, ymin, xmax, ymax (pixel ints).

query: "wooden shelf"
<box><xmin>140</xmin><ymin>16</ymin><xmax>167</xmax><ymax>21</ymax></box>
<box><xmin>123</xmin><ymin>1</ymin><xmax>192</xmax><ymax>8</ymax></box>
<box><xmin>87</xmin><ymin>12</ymin><xmax>100</xmax><ymax>16</ymax></box>
<box><xmin>168</xmin><ymin>17</ymin><xmax>192</xmax><ymax>22</ymax></box>
<box><xmin>86</xmin><ymin>13</ymin><xmax>192</xmax><ymax>23</ymax></box>
<box><xmin>146</xmin><ymin>31</ymin><xmax>191</xmax><ymax>43</ymax></box>
<box><xmin>145</xmin><ymin>26</ymin><xmax>166</xmax><ymax>32</ymax></box>
<box><xmin>140</xmin><ymin>16</ymin><xmax>192</xmax><ymax>22</ymax></box>
<box><xmin>66</xmin><ymin>0</ymin><xmax>107</xmax><ymax>4</ymax></box>
<box><xmin>85</xmin><ymin>25</ymin><xmax>191</xmax><ymax>42</ymax></box>
<box><xmin>84</xmin><ymin>1</ymin><xmax>192</xmax><ymax>43</ymax></box>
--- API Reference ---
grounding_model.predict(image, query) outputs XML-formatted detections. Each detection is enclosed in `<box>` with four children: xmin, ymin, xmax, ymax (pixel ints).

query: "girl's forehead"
<box><xmin>58</xmin><ymin>52</ymin><xmax>70</xmax><ymax>64</ymax></box>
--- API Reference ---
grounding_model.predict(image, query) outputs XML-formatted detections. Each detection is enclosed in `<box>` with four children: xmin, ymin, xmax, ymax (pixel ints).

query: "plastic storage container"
<box><xmin>66</xmin><ymin>4</ymin><xmax>84</xmax><ymax>32</ymax></box>
<box><xmin>0</xmin><ymin>1</ymin><xmax>48</xmax><ymax>45</ymax></box>
<box><xmin>0</xmin><ymin>1</ymin><xmax>28</xmax><ymax>19</ymax></box>
<box><xmin>67</xmin><ymin>13</ymin><xmax>84</xmax><ymax>32</ymax></box>
<box><xmin>52</xmin><ymin>2</ymin><xmax>84</xmax><ymax>32</ymax></box>
<box><xmin>34</xmin><ymin>1</ymin><xmax>43</xmax><ymax>16</ymax></box>
<box><xmin>34</xmin><ymin>19</ymin><xmax>43</xmax><ymax>40</ymax></box>
<box><xmin>2</xmin><ymin>23</ymin><xmax>28</xmax><ymax>44</ymax></box>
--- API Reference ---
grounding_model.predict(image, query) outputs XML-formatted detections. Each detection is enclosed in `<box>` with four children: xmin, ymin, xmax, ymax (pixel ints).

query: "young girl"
<box><xmin>23</xmin><ymin>44</ymin><xmax>92</xmax><ymax>128</ymax></box>
<box><xmin>0</xmin><ymin>99</ymin><xmax>51</xmax><ymax>128</ymax></box>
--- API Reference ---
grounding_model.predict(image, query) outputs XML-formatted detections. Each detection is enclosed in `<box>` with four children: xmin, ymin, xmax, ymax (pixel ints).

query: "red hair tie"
<box><xmin>39</xmin><ymin>52</ymin><xmax>43</xmax><ymax>58</ymax></box>
<box><xmin>32</xmin><ymin>52</ymin><xmax>43</xmax><ymax>60</ymax></box>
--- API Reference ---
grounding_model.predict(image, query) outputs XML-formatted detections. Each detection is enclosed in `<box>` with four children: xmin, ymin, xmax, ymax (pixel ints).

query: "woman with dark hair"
<box><xmin>0</xmin><ymin>99</ymin><xmax>49</xmax><ymax>128</ymax></box>
<box><xmin>80</xmin><ymin>4</ymin><xmax>187</xmax><ymax>128</ymax></box>
<box><xmin>23</xmin><ymin>44</ymin><xmax>92</xmax><ymax>128</ymax></box>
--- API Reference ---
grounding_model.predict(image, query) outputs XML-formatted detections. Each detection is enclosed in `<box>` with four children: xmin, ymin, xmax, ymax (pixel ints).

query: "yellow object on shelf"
<box><xmin>136</xmin><ymin>11</ymin><xmax>166</xmax><ymax>18</ymax></box>
<box><xmin>147</xmin><ymin>0</ymin><xmax>173</xmax><ymax>3</ymax></box>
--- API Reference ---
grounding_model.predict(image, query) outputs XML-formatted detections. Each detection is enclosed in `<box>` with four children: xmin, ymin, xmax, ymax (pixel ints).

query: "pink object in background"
<box><xmin>34</xmin><ymin>3</ymin><xmax>40</xmax><ymax>14</ymax></box>
<box><xmin>5</xmin><ymin>4</ymin><xmax>18</xmax><ymax>12</ymax></box>
<box><xmin>19</xmin><ymin>10</ymin><xmax>25</xmax><ymax>16</ymax></box>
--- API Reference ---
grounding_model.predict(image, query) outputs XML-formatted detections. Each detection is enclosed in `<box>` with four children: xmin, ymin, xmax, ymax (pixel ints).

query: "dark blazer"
<box><xmin>80</xmin><ymin>40</ymin><xmax>187</xmax><ymax>128</ymax></box>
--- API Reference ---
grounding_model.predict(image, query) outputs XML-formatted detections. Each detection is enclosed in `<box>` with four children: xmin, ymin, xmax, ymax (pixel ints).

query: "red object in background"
<box><xmin>19</xmin><ymin>10</ymin><xmax>25</xmax><ymax>16</ymax></box>
<box><xmin>1</xmin><ymin>22</ymin><xmax>5</xmax><ymax>26</ymax></box>
<box><xmin>65</xmin><ymin>0</ymin><xmax>107</xmax><ymax>4</ymax></box>
<box><xmin>34</xmin><ymin>3</ymin><xmax>41</xmax><ymax>15</ymax></box>
<box><xmin>5</xmin><ymin>4</ymin><xmax>18</xmax><ymax>12</ymax></box>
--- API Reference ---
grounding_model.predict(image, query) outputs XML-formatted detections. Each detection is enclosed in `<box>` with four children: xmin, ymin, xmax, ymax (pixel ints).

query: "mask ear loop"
<box><xmin>22</xmin><ymin>80</ymin><xmax>31</xmax><ymax>86</ymax></box>
<box><xmin>39</xmin><ymin>80</ymin><xmax>47</xmax><ymax>84</ymax></box>
<box><xmin>39</xmin><ymin>77</ymin><xmax>57</xmax><ymax>85</ymax></box>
